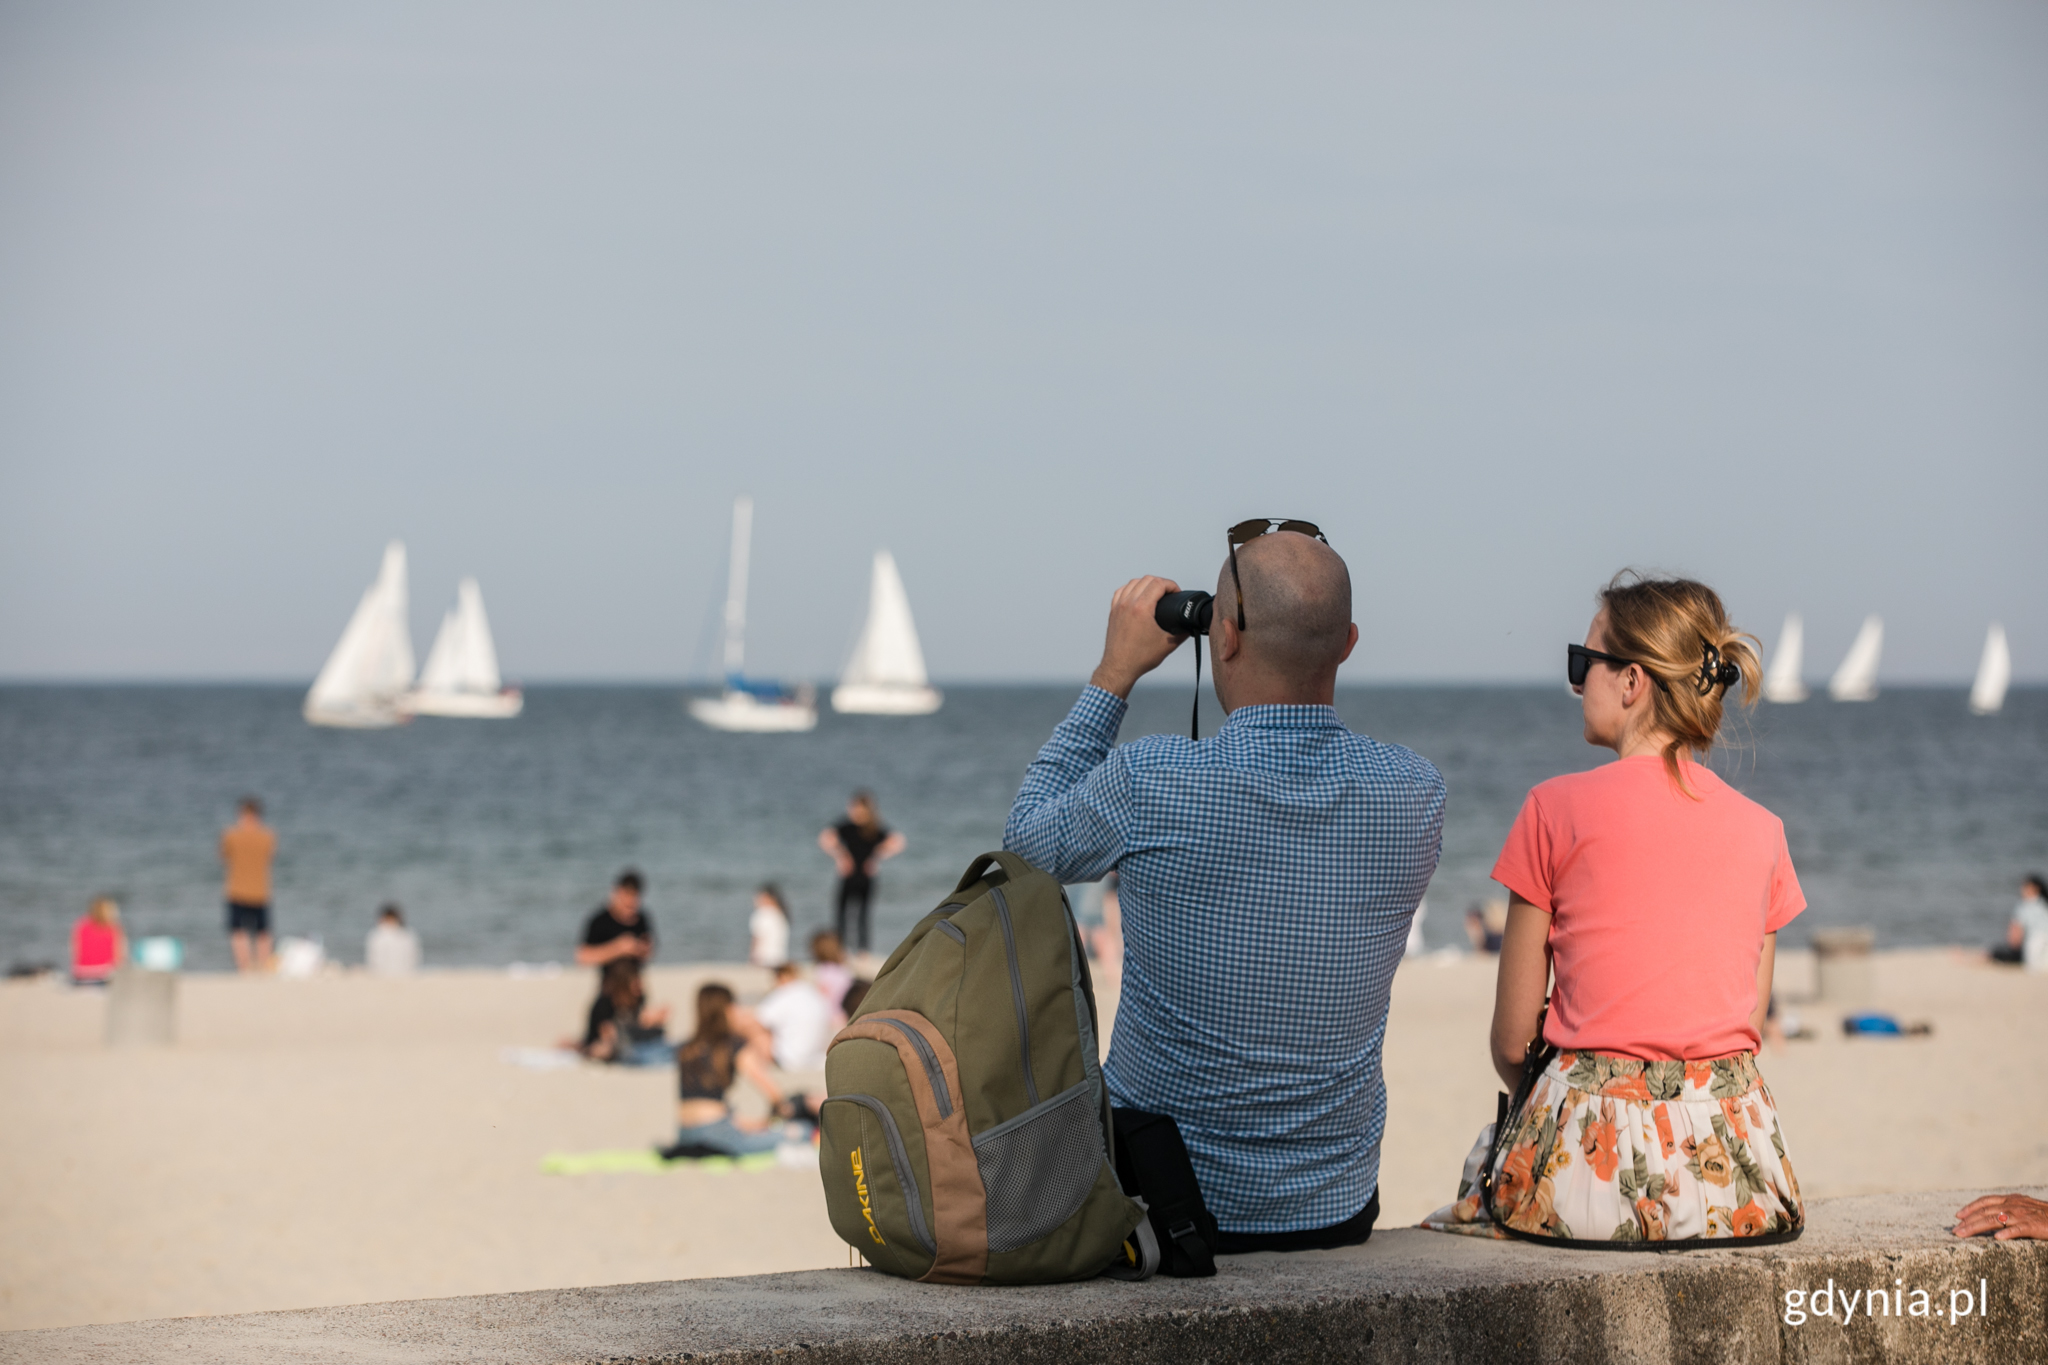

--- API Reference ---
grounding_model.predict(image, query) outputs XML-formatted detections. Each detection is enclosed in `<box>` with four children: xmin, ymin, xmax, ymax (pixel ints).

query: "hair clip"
<box><xmin>1697</xmin><ymin>642</ymin><xmax>1740</xmax><ymax>694</ymax></box>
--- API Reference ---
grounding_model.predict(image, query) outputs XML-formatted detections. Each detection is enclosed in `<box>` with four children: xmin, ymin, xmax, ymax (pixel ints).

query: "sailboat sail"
<box><xmin>1762</xmin><ymin>613</ymin><xmax>1808</xmax><ymax>704</ymax></box>
<box><xmin>833</xmin><ymin>550</ymin><xmax>942</xmax><ymax>715</ymax></box>
<box><xmin>689</xmin><ymin>496</ymin><xmax>817</xmax><ymax>732</ymax></box>
<box><xmin>404</xmin><ymin>577</ymin><xmax>522</xmax><ymax>718</ymax></box>
<box><xmin>305</xmin><ymin>542</ymin><xmax>415</xmax><ymax>728</ymax></box>
<box><xmin>1828</xmin><ymin>615</ymin><xmax>1884</xmax><ymax>702</ymax></box>
<box><xmin>1970</xmin><ymin>623</ymin><xmax>2011</xmax><ymax>716</ymax></box>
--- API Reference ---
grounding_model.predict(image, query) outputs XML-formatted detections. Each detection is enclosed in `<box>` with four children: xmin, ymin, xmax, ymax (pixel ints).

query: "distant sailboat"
<box><xmin>401</xmin><ymin>577</ymin><xmax>523</xmax><ymax>718</ymax></box>
<box><xmin>1762</xmin><ymin>613</ymin><xmax>1808</xmax><ymax>704</ymax></box>
<box><xmin>688</xmin><ymin>497</ymin><xmax>818</xmax><ymax>733</ymax></box>
<box><xmin>1828</xmin><ymin>615</ymin><xmax>1884</xmax><ymax>702</ymax></box>
<box><xmin>1970</xmin><ymin>623</ymin><xmax>2011</xmax><ymax>716</ymax></box>
<box><xmin>305</xmin><ymin>542</ymin><xmax>415</xmax><ymax>728</ymax></box>
<box><xmin>832</xmin><ymin>550</ymin><xmax>942</xmax><ymax>716</ymax></box>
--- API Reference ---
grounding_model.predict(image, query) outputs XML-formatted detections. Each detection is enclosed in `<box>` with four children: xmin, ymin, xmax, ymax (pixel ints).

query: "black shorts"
<box><xmin>226</xmin><ymin>901</ymin><xmax>271</xmax><ymax>935</ymax></box>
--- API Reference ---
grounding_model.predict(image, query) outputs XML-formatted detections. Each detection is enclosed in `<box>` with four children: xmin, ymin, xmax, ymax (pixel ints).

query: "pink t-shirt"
<box><xmin>72</xmin><ymin>919</ymin><xmax>118</xmax><ymax>980</ymax></box>
<box><xmin>1492</xmin><ymin>753</ymin><xmax>1804</xmax><ymax>1061</ymax></box>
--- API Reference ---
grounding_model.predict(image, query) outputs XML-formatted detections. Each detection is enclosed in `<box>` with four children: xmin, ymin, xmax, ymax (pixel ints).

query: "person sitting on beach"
<box><xmin>748</xmin><ymin>884</ymin><xmax>791</xmax><ymax>969</ymax></box>
<box><xmin>1005</xmin><ymin>522</ymin><xmax>1446</xmax><ymax>1253</ymax></box>
<box><xmin>754</xmin><ymin>961</ymin><xmax>833</xmax><ymax>1071</ymax></box>
<box><xmin>364</xmin><ymin>903</ymin><xmax>421</xmax><ymax>976</ymax></box>
<box><xmin>1988</xmin><ymin>875</ymin><xmax>2048</xmax><ymax>971</ymax></box>
<box><xmin>665</xmin><ymin>983</ymin><xmax>812</xmax><ymax>1157</ymax></box>
<box><xmin>582</xmin><ymin>959</ymin><xmax>673</xmax><ymax>1066</ymax></box>
<box><xmin>576</xmin><ymin>870</ymin><xmax>655</xmax><ymax>970</ymax></box>
<box><xmin>1422</xmin><ymin>572</ymin><xmax>1805</xmax><ymax>1246</ymax></box>
<box><xmin>1463</xmin><ymin>899</ymin><xmax>1507</xmax><ymax>955</ymax></box>
<box><xmin>70</xmin><ymin>898</ymin><xmax>126</xmax><ymax>986</ymax></box>
<box><xmin>1083</xmin><ymin>873</ymin><xmax>1125</xmax><ymax>991</ymax></box>
<box><xmin>809</xmin><ymin>930</ymin><xmax>853</xmax><ymax>1018</ymax></box>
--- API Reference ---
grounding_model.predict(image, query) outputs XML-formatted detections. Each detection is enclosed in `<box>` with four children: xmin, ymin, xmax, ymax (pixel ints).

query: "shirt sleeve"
<box><xmin>1490</xmin><ymin>789</ymin><xmax>1557</xmax><ymax>912</ymax></box>
<box><xmin>581</xmin><ymin>912</ymin><xmax>607</xmax><ymax>946</ymax></box>
<box><xmin>1003</xmin><ymin>686</ymin><xmax>1137</xmax><ymax>884</ymax></box>
<box><xmin>1763</xmin><ymin>824</ymin><xmax>1806</xmax><ymax>932</ymax></box>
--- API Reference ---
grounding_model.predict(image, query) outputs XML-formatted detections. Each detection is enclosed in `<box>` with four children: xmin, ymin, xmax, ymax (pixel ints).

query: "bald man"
<box><xmin>1006</xmin><ymin>525</ymin><xmax>1445</xmax><ymax>1254</ymax></box>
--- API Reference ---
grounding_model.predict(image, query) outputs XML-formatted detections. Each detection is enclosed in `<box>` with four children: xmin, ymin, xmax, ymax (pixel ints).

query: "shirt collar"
<box><xmin>1219</xmin><ymin>702</ymin><xmax>1345</xmax><ymax>732</ymax></box>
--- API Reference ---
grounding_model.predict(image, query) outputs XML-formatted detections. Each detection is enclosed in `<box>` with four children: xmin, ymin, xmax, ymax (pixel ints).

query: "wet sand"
<box><xmin>3</xmin><ymin>948</ymin><xmax>2043</xmax><ymax>1330</ymax></box>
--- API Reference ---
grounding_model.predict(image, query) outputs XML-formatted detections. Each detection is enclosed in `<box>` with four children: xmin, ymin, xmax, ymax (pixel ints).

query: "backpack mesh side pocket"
<box><xmin>973</xmin><ymin>1081</ymin><xmax>1105</xmax><ymax>1253</ymax></box>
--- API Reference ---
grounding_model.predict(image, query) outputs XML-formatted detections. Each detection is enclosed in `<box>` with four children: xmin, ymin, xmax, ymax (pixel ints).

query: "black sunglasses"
<box><xmin>1226</xmin><ymin>519</ymin><xmax>1329</xmax><ymax>632</ymax></box>
<box><xmin>1566</xmin><ymin>643</ymin><xmax>1669</xmax><ymax>692</ymax></box>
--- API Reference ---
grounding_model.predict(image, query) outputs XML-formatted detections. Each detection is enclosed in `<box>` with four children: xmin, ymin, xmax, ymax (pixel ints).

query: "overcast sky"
<box><xmin>2</xmin><ymin>1</ymin><xmax>2043</xmax><ymax>685</ymax></box>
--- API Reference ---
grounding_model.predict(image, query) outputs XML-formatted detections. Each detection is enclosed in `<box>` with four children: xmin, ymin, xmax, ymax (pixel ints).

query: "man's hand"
<box><xmin>1954</xmin><ymin>1193</ymin><xmax>2048</xmax><ymax>1240</ymax></box>
<box><xmin>1089</xmin><ymin>576</ymin><xmax>1185</xmax><ymax>700</ymax></box>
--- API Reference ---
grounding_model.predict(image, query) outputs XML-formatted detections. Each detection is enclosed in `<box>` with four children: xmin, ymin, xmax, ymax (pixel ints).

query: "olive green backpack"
<box><xmin>819</xmin><ymin>851</ymin><xmax>1156</xmax><ymax>1284</ymax></box>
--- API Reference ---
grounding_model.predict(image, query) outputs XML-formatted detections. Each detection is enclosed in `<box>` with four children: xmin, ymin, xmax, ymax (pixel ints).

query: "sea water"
<box><xmin>1</xmin><ymin>684</ymin><xmax>2042</xmax><ymax>972</ymax></box>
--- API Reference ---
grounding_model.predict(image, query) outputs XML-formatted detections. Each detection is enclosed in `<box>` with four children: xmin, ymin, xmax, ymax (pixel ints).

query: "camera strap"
<box><xmin>1190</xmin><ymin>633</ymin><xmax>1202</xmax><ymax>741</ymax></box>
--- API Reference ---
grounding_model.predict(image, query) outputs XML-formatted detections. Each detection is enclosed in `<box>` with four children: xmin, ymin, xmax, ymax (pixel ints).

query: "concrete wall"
<box><xmin>5</xmin><ymin>1189</ymin><xmax>2043</xmax><ymax>1364</ymax></box>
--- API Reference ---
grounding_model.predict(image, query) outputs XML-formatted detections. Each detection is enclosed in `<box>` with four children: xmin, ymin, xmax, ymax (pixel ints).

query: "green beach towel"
<box><xmin>542</xmin><ymin>1148</ymin><xmax>779</xmax><ymax>1176</ymax></box>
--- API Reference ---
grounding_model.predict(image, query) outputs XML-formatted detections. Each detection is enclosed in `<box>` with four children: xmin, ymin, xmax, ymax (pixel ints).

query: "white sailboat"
<box><xmin>1828</xmin><ymin>615</ymin><xmax>1884</xmax><ymax>702</ymax></box>
<box><xmin>1970</xmin><ymin>623</ymin><xmax>2011</xmax><ymax>716</ymax></box>
<box><xmin>832</xmin><ymin>550</ymin><xmax>942</xmax><ymax>716</ymax></box>
<box><xmin>305</xmin><ymin>542</ymin><xmax>416</xmax><ymax>728</ymax></box>
<box><xmin>401</xmin><ymin>577</ymin><xmax>523</xmax><ymax>718</ymax></box>
<box><xmin>688</xmin><ymin>496</ymin><xmax>818</xmax><ymax>733</ymax></box>
<box><xmin>1762</xmin><ymin>613</ymin><xmax>1808</xmax><ymax>704</ymax></box>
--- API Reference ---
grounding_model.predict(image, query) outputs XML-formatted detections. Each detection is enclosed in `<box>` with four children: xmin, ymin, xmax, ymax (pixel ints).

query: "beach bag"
<box><xmin>819</xmin><ymin>851</ymin><xmax>1156</xmax><ymax>1284</ymax></box>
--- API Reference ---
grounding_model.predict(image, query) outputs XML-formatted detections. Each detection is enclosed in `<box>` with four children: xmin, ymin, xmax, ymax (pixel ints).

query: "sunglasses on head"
<box><xmin>1226</xmin><ymin>519</ymin><xmax>1329</xmax><ymax>632</ymax></box>
<box><xmin>1566</xmin><ymin>643</ymin><xmax>1670</xmax><ymax>692</ymax></box>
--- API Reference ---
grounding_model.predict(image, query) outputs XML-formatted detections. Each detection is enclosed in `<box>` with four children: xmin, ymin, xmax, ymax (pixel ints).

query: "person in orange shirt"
<box><xmin>220</xmin><ymin>796</ymin><xmax>278</xmax><ymax>972</ymax></box>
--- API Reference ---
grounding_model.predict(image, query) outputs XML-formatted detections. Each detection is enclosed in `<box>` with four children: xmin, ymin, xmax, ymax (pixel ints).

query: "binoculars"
<box><xmin>1154</xmin><ymin>590</ymin><xmax>1215</xmax><ymax>637</ymax></box>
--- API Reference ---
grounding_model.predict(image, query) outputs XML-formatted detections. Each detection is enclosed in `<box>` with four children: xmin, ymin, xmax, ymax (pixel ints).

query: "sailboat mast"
<box><xmin>722</xmin><ymin>496</ymin><xmax>752</xmax><ymax>681</ymax></box>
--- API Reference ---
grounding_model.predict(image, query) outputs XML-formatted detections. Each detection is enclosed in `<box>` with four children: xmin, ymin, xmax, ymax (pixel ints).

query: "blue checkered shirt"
<box><xmin>1005</xmin><ymin>686</ymin><xmax>1445</xmax><ymax>1233</ymax></box>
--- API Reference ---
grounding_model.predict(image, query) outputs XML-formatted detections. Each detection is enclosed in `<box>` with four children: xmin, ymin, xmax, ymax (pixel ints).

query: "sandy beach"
<box><xmin>3</xmin><ymin>949</ymin><xmax>2044</xmax><ymax>1332</ymax></box>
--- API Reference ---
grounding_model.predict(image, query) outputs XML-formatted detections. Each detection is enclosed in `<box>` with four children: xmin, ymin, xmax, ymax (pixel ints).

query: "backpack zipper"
<box><xmin>822</xmin><ymin>1094</ymin><xmax>937</xmax><ymax>1255</ymax></box>
<box><xmin>875</xmin><ymin>1016</ymin><xmax>953</xmax><ymax>1119</ymax></box>
<box><xmin>988</xmin><ymin>885</ymin><xmax>1039</xmax><ymax>1107</ymax></box>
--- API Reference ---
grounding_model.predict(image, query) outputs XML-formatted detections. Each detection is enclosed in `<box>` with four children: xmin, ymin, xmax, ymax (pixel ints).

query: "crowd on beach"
<box><xmin>554</xmin><ymin>792</ymin><xmax>906</xmax><ymax>1159</ymax></box>
<box><xmin>32</xmin><ymin>529</ymin><xmax>2048</xmax><ymax>1257</ymax></box>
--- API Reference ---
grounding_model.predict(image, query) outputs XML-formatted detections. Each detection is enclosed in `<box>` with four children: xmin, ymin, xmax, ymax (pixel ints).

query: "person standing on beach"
<box><xmin>817</xmin><ymin>791</ymin><xmax>903</xmax><ymax>956</ymax></box>
<box><xmin>575</xmin><ymin>870</ymin><xmax>655</xmax><ymax>969</ymax></box>
<box><xmin>220</xmin><ymin>797</ymin><xmax>278</xmax><ymax>973</ymax></box>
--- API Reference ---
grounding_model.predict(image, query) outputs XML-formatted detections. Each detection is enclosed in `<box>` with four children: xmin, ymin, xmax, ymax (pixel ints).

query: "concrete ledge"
<box><xmin>7</xmin><ymin>1189</ymin><xmax>2044</xmax><ymax>1364</ymax></box>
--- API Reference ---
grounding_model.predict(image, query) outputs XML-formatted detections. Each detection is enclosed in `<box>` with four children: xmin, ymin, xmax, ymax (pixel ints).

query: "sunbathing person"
<box><xmin>581</xmin><ymin>959</ymin><xmax>672</xmax><ymax>1066</ymax></box>
<box><xmin>1424</xmin><ymin>573</ymin><xmax>1805</xmax><ymax>1246</ymax></box>
<box><xmin>665</xmin><ymin>983</ymin><xmax>813</xmax><ymax>1158</ymax></box>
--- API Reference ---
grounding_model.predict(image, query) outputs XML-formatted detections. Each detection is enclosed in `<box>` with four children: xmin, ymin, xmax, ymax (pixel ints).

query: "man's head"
<box><xmin>377</xmin><ymin>902</ymin><xmax>404</xmax><ymax>927</ymax></box>
<box><xmin>610</xmin><ymin>869</ymin><xmax>644</xmax><ymax>919</ymax></box>
<box><xmin>773</xmin><ymin>961</ymin><xmax>801</xmax><ymax>985</ymax></box>
<box><xmin>1210</xmin><ymin>529</ymin><xmax>1357</xmax><ymax>706</ymax></box>
<box><xmin>238</xmin><ymin>796</ymin><xmax>263</xmax><ymax>820</ymax></box>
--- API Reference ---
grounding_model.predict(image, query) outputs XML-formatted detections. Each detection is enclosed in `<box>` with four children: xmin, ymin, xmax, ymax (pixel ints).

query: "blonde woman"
<box><xmin>71</xmin><ymin>898</ymin><xmax>127</xmax><ymax>985</ymax></box>
<box><xmin>1425</xmin><ymin>573</ymin><xmax>1805</xmax><ymax>1247</ymax></box>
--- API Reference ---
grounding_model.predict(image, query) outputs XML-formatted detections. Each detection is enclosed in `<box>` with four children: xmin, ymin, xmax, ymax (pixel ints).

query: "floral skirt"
<box><xmin>1420</xmin><ymin>1051</ymin><xmax>1802</xmax><ymax>1245</ymax></box>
